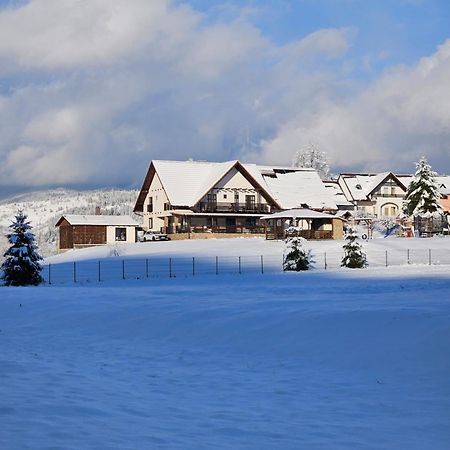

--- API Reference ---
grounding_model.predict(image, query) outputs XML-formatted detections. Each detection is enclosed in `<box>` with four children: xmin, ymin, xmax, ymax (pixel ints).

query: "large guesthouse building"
<box><xmin>134</xmin><ymin>159</ymin><xmax>342</xmax><ymax>239</ymax></box>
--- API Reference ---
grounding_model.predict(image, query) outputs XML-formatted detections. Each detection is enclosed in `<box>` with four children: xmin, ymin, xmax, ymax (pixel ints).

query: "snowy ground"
<box><xmin>43</xmin><ymin>236</ymin><xmax>450</xmax><ymax>284</ymax></box>
<box><xmin>47</xmin><ymin>235</ymin><xmax>450</xmax><ymax>263</ymax></box>
<box><xmin>1</xmin><ymin>266</ymin><xmax>450</xmax><ymax>449</ymax></box>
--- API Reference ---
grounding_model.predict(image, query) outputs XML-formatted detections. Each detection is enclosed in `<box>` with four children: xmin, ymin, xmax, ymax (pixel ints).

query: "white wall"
<box><xmin>201</xmin><ymin>167</ymin><xmax>268</xmax><ymax>205</ymax></box>
<box><xmin>143</xmin><ymin>172</ymin><xmax>169</xmax><ymax>231</ymax></box>
<box><xmin>106</xmin><ymin>226</ymin><xmax>137</xmax><ymax>244</ymax></box>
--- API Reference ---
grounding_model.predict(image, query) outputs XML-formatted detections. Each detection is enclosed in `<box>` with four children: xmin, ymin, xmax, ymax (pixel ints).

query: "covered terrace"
<box><xmin>261</xmin><ymin>209</ymin><xmax>344</xmax><ymax>240</ymax></box>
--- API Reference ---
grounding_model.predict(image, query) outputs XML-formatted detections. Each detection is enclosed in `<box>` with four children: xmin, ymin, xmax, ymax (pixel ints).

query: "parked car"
<box><xmin>140</xmin><ymin>230</ymin><xmax>171</xmax><ymax>242</ymax></box>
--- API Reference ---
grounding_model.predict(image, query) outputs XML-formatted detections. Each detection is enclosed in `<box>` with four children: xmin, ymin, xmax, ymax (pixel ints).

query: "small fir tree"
<box><xmin>404</xmin><ymin>157</ymin><xmax>442</xmax><ymax>216</ymax></box>
<box><xmin>341</xmin><ymin>226</ymin><xmax>367</xmax><ymax>269</ymax></box>
<box><xmin>1</xmin><ymin>210</ymin><xmax>43</xmax><ymax>286</ymax></box>
<box><xmin>283</xmin><ymin>236</ymin><xmax>313</xmax><ymax>271</ymax></box>
<box><xmin>292</xmin><ymin>143</ymin><xmax>330</xmax><ymax>179</ymax></box>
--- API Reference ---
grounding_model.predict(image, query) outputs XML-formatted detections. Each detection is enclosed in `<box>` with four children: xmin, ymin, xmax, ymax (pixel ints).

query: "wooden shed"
<box><xmin>55</xmin><ymin>215</ymin><xmax>140</xmax><ymax>251</ymax></box>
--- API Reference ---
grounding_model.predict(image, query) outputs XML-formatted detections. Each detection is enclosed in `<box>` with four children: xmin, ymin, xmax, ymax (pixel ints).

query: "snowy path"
<box><xmin>1</xmin><ymin>267</ymin><xmax>450</xmax><ymax>449</ymax></box>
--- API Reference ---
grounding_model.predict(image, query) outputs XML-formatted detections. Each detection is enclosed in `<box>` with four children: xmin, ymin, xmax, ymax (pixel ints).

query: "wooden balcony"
<box><xmin>198</xmin><ymin>202</ymin><xmax>270</xmax><ymax>214</ymax></box>
<box><xmin>175</xmin><ymin>225</ymin><xmax>266</xmax><ymax>234</ymax></box>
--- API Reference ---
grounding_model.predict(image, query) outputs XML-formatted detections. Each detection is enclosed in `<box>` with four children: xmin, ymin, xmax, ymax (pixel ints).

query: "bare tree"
<box><xmin>292</xmin><ymin>143</ymin><xmax>330</xmax><ymax>179</ymax></box>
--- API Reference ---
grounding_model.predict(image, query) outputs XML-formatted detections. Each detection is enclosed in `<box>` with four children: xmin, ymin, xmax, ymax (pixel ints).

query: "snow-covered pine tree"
<box><xmin>1</xmin><ymin>210</ymin><xmax>43</xmax><ymax>286</ymax></box>
<box><xmin>283</xmin><ymin>236</ymin><xmax>313</xmax><ymax>271</ymax></box>
<box><xmin>404</xmin><ymin>157</ymin><xmax>442</xmax><ymax>216</ymax></box>
<box><xmin>341</xmin><ymin>226</ymin><xmax>367</xmax><ymax>269</ymax></box>
<box><xmin>292</xmin><ymin>143</ymin><xmax>330</xmax><ymax>180</ymax></box>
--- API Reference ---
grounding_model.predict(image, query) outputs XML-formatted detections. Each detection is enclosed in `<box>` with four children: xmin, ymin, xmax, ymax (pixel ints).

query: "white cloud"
<box><xmin>0</xmin><ymin>0</ymin><xmax>449</xmax><ymax>193</ymax></box>
<box><xmin>281</xmin><ymin>27</ymin><xmax>355</xmax><ymax>60</ymax></box>
<box><xmin>259</xmin><ymin>39</ymin><xmax>450</xmax><ymax>174</ymax></box>
<box><xmin>0</xmin><ymin>0</ymin><xmax>198</xmax><ymax>70</ymax></box>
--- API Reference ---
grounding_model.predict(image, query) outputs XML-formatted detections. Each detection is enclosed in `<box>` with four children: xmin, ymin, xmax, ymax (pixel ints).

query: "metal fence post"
<box><xmin>146</xmin><ymin>258</ymin><xmax>149</xmax><ymax>278</ymax></box>
<box><xmin>429</xmin><ymin>249</ymin><xmax>432</xmax><ymax>265</ymax></box>
<box><xmin>122</xmin><ymin>260</ymin><xmax>125</xmax><ymax>280</ymax></box>
<box><xmin>169</xmin><ymin>258</ymin><xmax>172</xmax><ymax>278</ymax></box>
<box><xmin>73</xmin><ymin>261</ymin><xmax>76</xmax><ymax>283</ymax></box>
<box><xmin>407</xmin><ymin>249</ymin><xmax>410</xmax><ymax>265</ymax></box>
<box><xmin>192</xmin><ymin>257</ymin><xmax>195</xmax><ymax>276</ymax></box>
<box><xmin>261</xmin><ymin>255</ymin><xmax>264</xmax><ymax>274</ymax></box>
<box><xmin>48</xmin><ymin>264</ymin><xmax>52</xmax><ymax>285</ymax></box>
<box><xmin>98</xmin><ymin>260</ymin><xmax>101</xmax><ymax>282</ymax></box>
<box><xmin>238</xmin><ymin>256</ymin><xmax>241</xmax><ymax>274</ymax></box>
<box><xmin>216</xmin><ymin>256</ymin><xmax>218</xmax><ymax>275</ymax></box>
<box><xmin>324</xmin><ymin>252</ymin><xmax>327</xmax><ymax>270</ymax></box>
<box><xmin>385</xmin><ymin>250</ymin><xmax>388</xmax><ymax>267</ymax></box>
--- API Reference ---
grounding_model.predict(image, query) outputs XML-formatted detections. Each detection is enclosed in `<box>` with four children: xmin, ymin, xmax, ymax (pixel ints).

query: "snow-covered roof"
<box><xmin>260</xmin><ymin>209</ymin><xmax>343</xmax><ymax>220</ymax></box>
<box><xmin>396</xmin><ymin>175</ymin><xmax>450</xmax><ymax>196</ymax></box>
<box><xmin>323</xmin><ymin>181</ymin><xmax>354</xmax><ymax>207</ymax></box>
<box><xmin>57</xmin><ymin>215</ymin><xmax>139</xmax><ymax>227</ymax></box>
<box><xmin>339</xmin><ymin>172</ymin><xmax>407</xmax><ymax>201</ymax></box>
<box><xmin>135</xmin><ymin>160</ymin><xmax>338</xmax><ymax>212</ymax></box>
<box><xmin>153</xmin><ymin>160</ymin><xmax>239</xmax><ymax>206</ymax></box>
<box><xmin>258</xmin><ymin>168</ymin><xmax>337</xmax><ymax>210</ymax></box>
<box><xmin>436</xmin><ymin>176</ymin><xmax>450</xmax><ymax>195</ymax></box>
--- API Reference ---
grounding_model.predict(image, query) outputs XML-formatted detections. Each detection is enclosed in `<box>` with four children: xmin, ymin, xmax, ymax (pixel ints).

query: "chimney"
<box><xmin>95</xmin><ymin>206</ymin><xmax>101</xmax><ymax>215</ymax></box>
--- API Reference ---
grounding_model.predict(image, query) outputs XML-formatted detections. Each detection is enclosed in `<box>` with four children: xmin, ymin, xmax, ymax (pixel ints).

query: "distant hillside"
<box><xmin>0</xmin><ymin>188</ymin><xmax>140</xmax><ymax>257</ymax></box>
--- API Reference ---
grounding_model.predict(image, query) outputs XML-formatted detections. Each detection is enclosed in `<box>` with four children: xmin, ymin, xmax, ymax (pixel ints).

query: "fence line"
<box><xmin>41</xmin><ymin>248</ymin><xmax>450</xmax><ymax>285</ymax></box>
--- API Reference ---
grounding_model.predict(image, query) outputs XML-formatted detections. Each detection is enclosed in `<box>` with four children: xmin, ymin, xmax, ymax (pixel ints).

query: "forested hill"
<box><xmin>0</xmin><ymin>188</ymin><xmax>140</xmax><ymax>257</ymax></box>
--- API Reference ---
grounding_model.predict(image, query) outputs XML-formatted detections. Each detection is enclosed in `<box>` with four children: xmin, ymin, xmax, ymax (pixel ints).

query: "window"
<box><xmin>164</xmin><ymin>202</ymin><xmax>171</xmax><ymax>211</ymax></box>
<box><xmin>147</xmin><ymin>197</ymin><xmax>153</xmax><ymax>213</ymax></box>
<box><xmin>245</xmin><ymin>195</ymin><xmax>255</xmax><ymax>208</ymax></box>
<box><xmin>223</xmin><ymin>194</ymin><xmax>227</xmax><ymax>199</ymax></box>
<box><xmin>115</xmin><ymin>227</ymin><xmax>126</xmax><ymax>241</ymax></box>
<box><xmin>207</xmin><ymin>194</ymin><xmax>217</xmax><ymax>203</ymax></box>
<box><xmin>148</xmin><ymin>218</ymin><xmax>153</xmax><ymax>229</ymax></box>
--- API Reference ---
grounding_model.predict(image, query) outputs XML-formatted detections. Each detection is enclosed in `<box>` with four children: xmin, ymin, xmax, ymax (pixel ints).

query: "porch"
<box><xmin>161</xmin><ymin>210</ymin><xmax>266</xmax><ymax>236</ymax></box>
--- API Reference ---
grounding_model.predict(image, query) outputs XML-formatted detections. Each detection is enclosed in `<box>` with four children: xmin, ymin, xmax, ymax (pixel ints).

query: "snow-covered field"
<box><xmin>1</xmin><ymin>265</ymin><xmax>450</xmax><ymax>449</ymax></box>
<box><xmin>43</xmin><ymin>236</ymin><xmax>450</xmax><ymax>285</ymax></box>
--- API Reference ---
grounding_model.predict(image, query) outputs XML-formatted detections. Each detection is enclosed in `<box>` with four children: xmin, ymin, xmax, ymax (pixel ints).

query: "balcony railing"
<box><xmin>170</xmin><ymin>225</ymin><xmax>266</xmax><ymax>235</ymax></box>
<box><xmin>198</xmin><ymin>202</ymin><xmax>270</xmax><ymax>213</ymax></box>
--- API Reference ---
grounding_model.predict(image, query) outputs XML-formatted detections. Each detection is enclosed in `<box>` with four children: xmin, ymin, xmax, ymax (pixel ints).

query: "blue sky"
<box><xmin>0</xmin><ymin>0</ymin><xmax>449</xmax><ymax>196</ymax></box>
<box><xmin>189</xmin><ymin>0</ymin><xmax>450</xmax><ymax>67</ymax></box>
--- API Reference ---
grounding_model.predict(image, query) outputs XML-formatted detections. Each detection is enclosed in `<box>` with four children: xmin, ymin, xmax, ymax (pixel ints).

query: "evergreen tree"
<box><xmin>292</xmin><ymin>143</ymin><xmax>330</xmax><ymax>179</ymax></box>
<box><xmin>404</xmin><ymin>157</ymin><xmax>442</xmax><ymax>216</ymax></box>
<box><xmin>283</xmin><ymin>236</ymin><xmax>313</xmax><ymax>271</ymax></box>
<box><xmin>341</xmin><ymin>226</ymin><xmax>367</xmax><ymax>269</ymax></box>
<box><xmin>1</xmin><ymin>210</ymin><xmax>43</xmax><ymax>286</ymax></box>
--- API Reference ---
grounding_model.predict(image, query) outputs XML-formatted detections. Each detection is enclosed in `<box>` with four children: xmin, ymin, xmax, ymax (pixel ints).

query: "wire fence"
<box><xmin>41</xmin><ymin>248</ymin><xmax>450</xmax><ymax>285</ymax></box>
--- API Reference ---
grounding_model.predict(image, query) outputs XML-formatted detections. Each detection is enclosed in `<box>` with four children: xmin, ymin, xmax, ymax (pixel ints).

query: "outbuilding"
<box><xmin>55</xmin><ymin>215</ymin><xmax>140</xmax><ymax>251</ymax></box>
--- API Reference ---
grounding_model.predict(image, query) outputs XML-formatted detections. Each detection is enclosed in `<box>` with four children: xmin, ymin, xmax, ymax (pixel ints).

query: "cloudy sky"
<box><xmin>0</xmin><ymin>0</ymin><xmax>449</xmax><ymax>196</ymax></box>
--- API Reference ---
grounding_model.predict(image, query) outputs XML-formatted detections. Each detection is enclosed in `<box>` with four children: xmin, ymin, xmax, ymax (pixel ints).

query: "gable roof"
<box><xmin>338</xmin><ymin>172</ymin><xmax>407</xmax><ymax>201</ymax></box>
<box><xmin>134</xmin><ymin>159</ymin><xmax>338</xmax><ymax>212</ymax></box>
<box><xmin>56</xmin><ymin>215</ymin><xmax>139</xmax><ymax>227</ymax></box>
